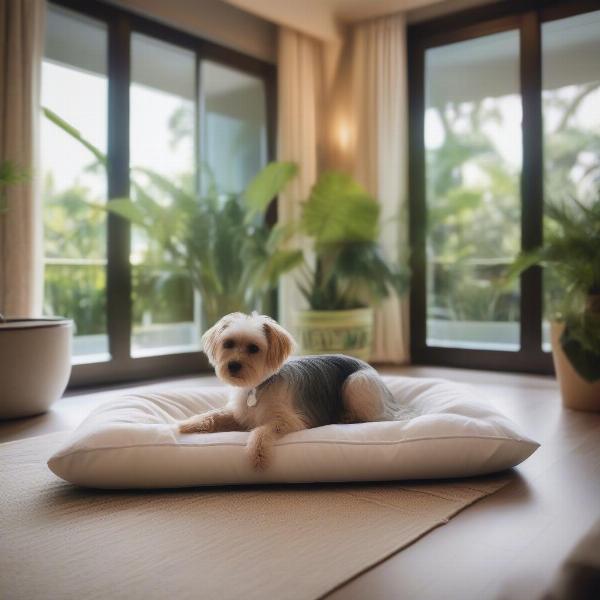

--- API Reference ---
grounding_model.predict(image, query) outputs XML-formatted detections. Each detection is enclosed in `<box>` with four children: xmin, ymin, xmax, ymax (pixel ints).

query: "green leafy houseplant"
<box><xmin>43</xmin><ymin>107</ymin><xmax>300</xmax><ymax>328</ymax></box>
<box><xmin>105</xmin><ymin>162</ymin><xmax>301</xmax><ymax>327</ymax></box>
<box><xmin>269</xmin><ymin>171</ymin><xmax>409</xmax><ymax>310</ymax></box>
<box><xmin>508</xmin><ymin>194</ymin><xmax>600</xmax><ymax>383</ymax></box>
<box><xmin>263</xmin><ymin>171</ymin><xmax>409</xmax><ymax>359</ymax></box>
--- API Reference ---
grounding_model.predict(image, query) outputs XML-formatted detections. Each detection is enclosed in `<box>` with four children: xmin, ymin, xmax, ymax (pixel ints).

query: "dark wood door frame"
<box><xmin>407</xmin><ymin>0</ymin><xmax>599</xmax><ymax>374</ymax></box>
<box><xmin>48</xmin><ymin>0</ymin><xmax>277</xmax><ymax>388</ymax></box>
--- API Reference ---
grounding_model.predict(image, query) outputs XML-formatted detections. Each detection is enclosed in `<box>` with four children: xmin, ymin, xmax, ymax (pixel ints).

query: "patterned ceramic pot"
<box><xmin>0</xmin><ymin>318</ymin><xmax>72</xmax><ymax>419</ymax></box>
<box><xmin>294</xmin><ymin>308</ymin><xmax>373</xmax><ymax>361</ymax></box>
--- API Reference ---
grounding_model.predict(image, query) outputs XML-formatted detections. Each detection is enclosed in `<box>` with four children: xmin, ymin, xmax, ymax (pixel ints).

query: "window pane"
<box><xmin>200</xmin><ymin>61</ymin><xmax>268</xmax><ymax>194</ymax></box>
<box><xmin>424</xmin><ymin>30</ymin><xmax>522</xmax><ymax>350</ymax></box>
<box><xmin>198</xmin><ymin>61</ymin><xmax>269</xmax><ymax>325</ymax></box>
<box><xmin>130</xmin><ymin>34</ymin><xmax>199</xmax><ymax>357</ymax></box>
<box><xmin>542</xmin><ymin>11</ymin><xmax>600</xmax><ymax>351</ymax></box>
<box><xmin>42</xmin><ymin>6</ymin><xmax>109</xmax><ymax>363</ymax></box>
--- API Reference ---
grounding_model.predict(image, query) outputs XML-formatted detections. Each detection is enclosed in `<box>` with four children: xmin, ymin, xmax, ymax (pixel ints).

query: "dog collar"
<box><xmin>247</xmin><ymin>388</ymin><xmax>258</xmax><ymax>407</ymax></box>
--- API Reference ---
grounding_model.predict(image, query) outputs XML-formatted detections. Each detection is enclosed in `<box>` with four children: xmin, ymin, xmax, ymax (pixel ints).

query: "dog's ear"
<box><xmin>201</xmin><ymin>313</ymin><xmax>242</xmax><ymax>365</ymax></box>
<box><xmin>201</xmin><ymin>321</ymin><xmax>223</xmax><ymax>366</ymax></box>
<box><xmin>262</xmin><ymin>316</ymin><xmax>295</xmax><ymax>371</ymax></box>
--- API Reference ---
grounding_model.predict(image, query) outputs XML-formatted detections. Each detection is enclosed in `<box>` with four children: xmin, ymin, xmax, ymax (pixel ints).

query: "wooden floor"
<box><xmin>2</xmin><ymin>365</ymin><xmax>599</xmax><ymax>599</ymax></box>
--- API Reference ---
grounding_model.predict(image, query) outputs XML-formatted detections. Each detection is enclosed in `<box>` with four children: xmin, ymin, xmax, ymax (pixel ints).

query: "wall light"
<box><xmin>337</xmin><ymin>119</ymin><xmax>351</xmax><ymax>151</ymax></box>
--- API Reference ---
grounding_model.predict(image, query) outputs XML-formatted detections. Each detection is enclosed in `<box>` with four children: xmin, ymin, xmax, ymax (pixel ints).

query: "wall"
<box><xmin>406</xmin><ymin>0</ymin><xmax>498</xmax><ymax>23</ymax></box>
<box><xmin>225</xmin><ymin>0</ymin><xmax>341</xmax><ymax>42</ymax></box>
<box><xmin>106</xmin><ymin>0</ymin><xmax>277</xmax><ymax>63</ymax></box>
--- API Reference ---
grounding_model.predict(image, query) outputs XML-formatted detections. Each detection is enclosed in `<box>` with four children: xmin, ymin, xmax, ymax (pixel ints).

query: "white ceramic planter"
<box><xmin>0</xmin><ymin>318</ymin><xmax>72</xmax><ymax>419</ymax></box>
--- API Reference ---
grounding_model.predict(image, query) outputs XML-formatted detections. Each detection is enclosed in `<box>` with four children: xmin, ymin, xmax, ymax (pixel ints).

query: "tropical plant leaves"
<box><xmin>301</xmin><ymin>172</ymin><xmax>380</xmax><ymax>248</ymax></box>
<box><xmin>428</xmin><ymin>187</ymin><xmax>481</xmax><ymax>228</ymax></box>
<box><xmin>105</xmin><ymin>198</ymin><xmax>147</xmax><ymax>227</ymax></box>
<box><xmin>244</xmin><ymin>161</ymin><xmax>298</xmax><ymax>219</ymax></box>
<box><xmin>41</xmin><ymin>106</ymin><xmax>411</xmax><ymax>317</ymax></box>
<box><xmin>43</xmin><ymin>107</ymin><xmax>107</xmax><ymax>166</ymax></box>
<box><xmin>265</xmin><ymin>222</ymin><xmax>297</xmax><ymax>252</ymax></box>
<box><xmin>506</xmin><ymin>191</ymin><xmax>600</xmax><ymax>376</ymax></box>
<box><xmin>293</xmin><ymin>172</ymin><xmax>409</xmax><ymax>309</ymax></box>
<box><xmin>301</xmin><ymin>172</ymin><xmax>380</xmax><ymax>246</ymax></box>
<box><xmin>255</xmin><ymin>249</ymin><xmax>304</xmax><ymax>288</ymax></box>
<box><xmin>42</xmin><ymin>107</ymin><xmax>303</xmax><ymax>322</ymax></box>
<box><xmin>332</xmin><ymin>242</ymin><xmax>409</xmax><ymax>308</ymax></box>
<box><xmin>505</xmin><ymin>193</ymin><xmax>600</xmax><ymax>301</ymax></box>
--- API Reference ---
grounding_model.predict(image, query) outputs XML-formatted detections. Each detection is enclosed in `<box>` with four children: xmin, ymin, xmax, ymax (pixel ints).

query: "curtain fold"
<box><xmin>0</xmin><ymin>0</ymin><xmax>45</xmax><ymax>318</ymax></box>
<box><xmin>351</xmin><ymin>15</ymin><xmax>410</xmax><ymax>364</ymax></box>
<box><xmin>276</xmin><ymin>27</ymin><xmax>323</xmax><ymax>332</ymax></box>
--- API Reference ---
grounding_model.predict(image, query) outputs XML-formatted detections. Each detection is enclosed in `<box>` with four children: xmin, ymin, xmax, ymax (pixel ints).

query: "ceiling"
<box><xmin>310</xmin><ymin>0</ymin><xmax>446</xmax><ymax>22</ymax></box>
<box><xmin>223</xmin><ymin>0</ymin><xmax>448</xmax><ymax>41</ymax></box>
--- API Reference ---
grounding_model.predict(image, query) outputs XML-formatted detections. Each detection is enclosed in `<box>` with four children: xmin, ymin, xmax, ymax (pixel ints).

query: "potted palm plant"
<box><xmin>104</xmin><ymin>161</ymin><xmax>300</xmax><ymax>329</ymax></box>
<box><xmin>272</xmin><ymin>171</ymin><xmax>409</xmax><ymax>360</ymax></box>
<box><xmin>44</xmin><ymin>107</ymin><xmax>300</xmax><ymax>329</ymax></box>
<box><xmin>508</xmin><ymin>195</ymin><xmax>600</xmax><ymax>411</ymax></box>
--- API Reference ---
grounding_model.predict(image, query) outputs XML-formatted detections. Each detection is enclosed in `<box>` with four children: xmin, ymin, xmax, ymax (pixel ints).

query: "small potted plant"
<box><xmin>271</xmin><ymin>171</ymin><xmax>409</xmax><ymax>361</ymax></box>
<box><xmin>0</xmin><ymin>160</ymin><xmax>73</xmax><ymax>419</ymax></box>
<box><xmin>508</xmin><ymin>194</ymin><xmax>600</xmax><ymax>411</ymax></box>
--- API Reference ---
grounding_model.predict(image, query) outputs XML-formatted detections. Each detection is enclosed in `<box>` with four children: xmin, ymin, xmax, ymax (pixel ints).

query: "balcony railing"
<box><xmin>44</xmin><ymin>257</ymin><xmax>200</xmax><ymax>363</ymax></box>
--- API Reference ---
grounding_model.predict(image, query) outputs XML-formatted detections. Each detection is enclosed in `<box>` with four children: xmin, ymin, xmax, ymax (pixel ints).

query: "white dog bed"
<box><xmin>48</xmin><ymin>376</ymin><xmax>539</xmax><ymax>488</ymax></box>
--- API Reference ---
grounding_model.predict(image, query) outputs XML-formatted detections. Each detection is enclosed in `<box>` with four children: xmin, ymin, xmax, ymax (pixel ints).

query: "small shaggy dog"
<box><xmin>179</xmin><ymin>312</ymin><xmax>393</xmax><ymax>469</ymax></box>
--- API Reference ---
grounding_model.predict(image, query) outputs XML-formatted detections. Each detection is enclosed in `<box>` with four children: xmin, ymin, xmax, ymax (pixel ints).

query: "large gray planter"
<box><xmin>0</xmin><ymin>318</ymin><xmax>72</xmax><ymax>419</ymax></box>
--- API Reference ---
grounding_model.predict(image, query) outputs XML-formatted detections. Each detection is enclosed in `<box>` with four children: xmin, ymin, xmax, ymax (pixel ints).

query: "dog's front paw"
<box><xmin>179</xmin><ymin>415</ymin><xmax>215</xmax><ymax>433</ymax></box>
<box><xmin>247</xmin><ymin>430</ymin><xmax>271</xmax><ymax>471</ymax></box>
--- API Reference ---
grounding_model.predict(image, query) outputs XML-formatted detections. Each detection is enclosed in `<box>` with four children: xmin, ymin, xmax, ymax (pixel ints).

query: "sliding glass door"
<box><xmin>129</xmin><ymin>34</ymin><xmax>198</xmax><ymax>357</ymax></box>
<box><xmin>424</xmin><ymin>30</ymin><xmax>522</xmax><ymax>351</ymax></box>
<box><xmin>409</xmin><ymin>1</ymin><xmax>599</xmax><ymax>373</ymax></box>
<box><xmin>41</xmin><ymin>0</ymin><xmax>275</xmax><ymax>386</ymax></box>
<box><xmin>541</xmin><ymin>10</ymin><xmax>600</xmax><ymax>350</ymax></box>
<box><xmin>42</xmin><ymin>7</ymin><xmax>110</xmax><ymax>362</ymax></box>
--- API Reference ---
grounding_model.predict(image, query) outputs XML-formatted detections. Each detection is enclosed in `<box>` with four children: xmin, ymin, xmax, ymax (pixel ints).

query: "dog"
<box><xmin>178</xmin><ymin>312</ymin><xmax>394</xmax><ymax>470</ymax></box>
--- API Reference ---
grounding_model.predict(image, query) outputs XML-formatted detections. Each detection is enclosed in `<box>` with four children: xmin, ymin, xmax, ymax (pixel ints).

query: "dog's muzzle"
<box><xmin>227</xmin><ymin>361</ymin><xmax>242</xmax><ymax>375</ymax></box>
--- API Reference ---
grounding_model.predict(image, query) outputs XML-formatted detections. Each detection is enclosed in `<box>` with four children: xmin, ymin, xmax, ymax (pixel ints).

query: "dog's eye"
<box><xmin>223</xmin><ymin>340</ymin><xmax>235</xmax><ymax>349</ymax></box>
<box><xmin>247</xmin><ymin>344</ymin><xmax>260</xmax><ymax>354</ymax></box>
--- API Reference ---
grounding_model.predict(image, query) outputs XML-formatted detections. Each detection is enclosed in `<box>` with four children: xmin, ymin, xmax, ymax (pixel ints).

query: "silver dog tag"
<box><xmin>247</xmin><ymin>390</ymin><xmax>257</xmax><ymax>407</ymax></box>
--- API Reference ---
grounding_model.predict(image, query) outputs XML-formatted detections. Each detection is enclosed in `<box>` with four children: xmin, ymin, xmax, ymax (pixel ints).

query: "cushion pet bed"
<box><xmin>48</xmin><ymin>376</ymin><xmax>539</xmax><ymax>488</ymax></box>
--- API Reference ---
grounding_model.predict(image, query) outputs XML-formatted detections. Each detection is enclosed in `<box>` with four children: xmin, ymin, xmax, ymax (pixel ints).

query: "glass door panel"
<box><xmin>424</xmin><ymin>30</ymin><xmax>522</xmax><ymax>350</ymax></box>
<box><xmin>130</xmin><ymin>33</ymin><xmax>199</xmax><ymax>357</ymax></box>
<box><xmin>42</xmin><ymin>5</ymin><xmax>109</xmax><ymax>363</ymax></box>
<box><xmin>541</xmin><ymin>10</ymin><xmax>600</xmax><ymax>351</ymax></box>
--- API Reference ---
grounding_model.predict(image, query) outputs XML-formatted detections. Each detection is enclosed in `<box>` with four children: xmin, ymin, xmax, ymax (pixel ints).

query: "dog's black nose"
<box><xmin>228</xmin><ymin>361</ymin><xmax>242</xmax><ymax>374</ymax></box>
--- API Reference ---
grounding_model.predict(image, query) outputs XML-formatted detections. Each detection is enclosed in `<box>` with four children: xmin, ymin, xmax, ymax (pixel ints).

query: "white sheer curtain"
<box><xmin>0</xmin><ymin>0</ymin><xmax>45</xmax><ymax>318</ymax></box>
<box><xmin>276</xmin><ymin>27</ymin><xmax>323</xmax><ymax>332</ymax></box>
<box><xmin>351</xmin><ymin>14</ymin><xmax>410</xmax><ymax>363</ymax></box>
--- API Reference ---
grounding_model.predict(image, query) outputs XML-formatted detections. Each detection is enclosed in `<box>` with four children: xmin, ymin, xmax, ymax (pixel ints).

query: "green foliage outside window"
<box><xmin>427</xmin><ymin>83</ymin><xmax>600</xmax><ymax>324</ymax></box>
<box><xmin>42</xmin><ymin>82</ymin><xmax>599</xmax><ymax>337</ymax></box>
<box><xmin>43</xmin><ymin>107</ymin><xmax>298</xmax><ymax>331</ymax></box>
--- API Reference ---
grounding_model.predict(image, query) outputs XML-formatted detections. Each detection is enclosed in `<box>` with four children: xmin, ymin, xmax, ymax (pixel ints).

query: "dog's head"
<box><xmin>201</xmin><ymin>312</ymin><xmax>295</xmax><ymax>387</ymax></box>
